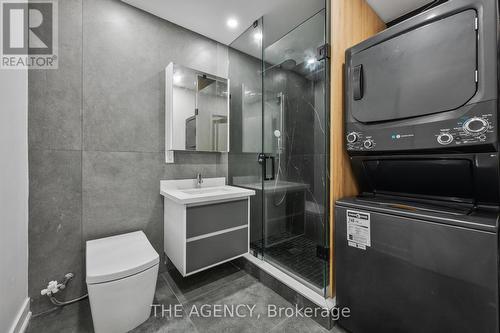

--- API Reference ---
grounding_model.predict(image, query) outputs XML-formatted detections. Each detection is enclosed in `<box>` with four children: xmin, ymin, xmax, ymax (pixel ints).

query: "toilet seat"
<box><xmin>86</xmin><ymin>231</ymin><xmax>159</xmax><ymax>284</ymax></box>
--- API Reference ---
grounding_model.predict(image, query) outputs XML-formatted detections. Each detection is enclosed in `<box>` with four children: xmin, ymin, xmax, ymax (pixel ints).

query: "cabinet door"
<box><xmin>186</xmin><ymin>199</ymin><xmax>248</xmax><ymax>238</ymax></box>
<box><xmin>350</xmin><ymin>10</ymin><xmax>477</xmax><ymax>123</ymax></box>
<box><xmin>186</xmin><ymin>228</ymin><xmax>248</xmax><ymax>274</ymax></box>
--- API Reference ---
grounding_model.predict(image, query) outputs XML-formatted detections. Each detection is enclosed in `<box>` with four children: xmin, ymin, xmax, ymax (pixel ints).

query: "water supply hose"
<box><xmin>41</xmin><ymin>273</ymin><xmax>88</xmax><ymax>307</ymax></box>
<box><xmin>49</xmin><ymin>293</ymin><xmax>88</xmax><ymax>306</ymax></box>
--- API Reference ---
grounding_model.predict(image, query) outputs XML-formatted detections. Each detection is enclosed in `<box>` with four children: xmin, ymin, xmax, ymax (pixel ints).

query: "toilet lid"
<box><xmin>86</xmin><ymin>231</ymin><xmax>159</xmax><ymax>284</ymax></box>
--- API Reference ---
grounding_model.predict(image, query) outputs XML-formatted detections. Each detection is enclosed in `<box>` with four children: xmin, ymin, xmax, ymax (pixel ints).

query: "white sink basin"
<box><xmin>181</xmin><ymin>187</ymin><xmax>232</xmax><ymax>195</ymax></box>
<box><xmin>160</xmin><ymin>177</ymin><xmax>255</xmax><ymax>205</ymax></box>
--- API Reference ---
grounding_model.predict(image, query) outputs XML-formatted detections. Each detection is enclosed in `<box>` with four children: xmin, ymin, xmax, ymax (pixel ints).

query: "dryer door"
<box><xmin>349</xmin><ymin>10</ymin><xmax>478</xmax><ymax>123</ymax></box>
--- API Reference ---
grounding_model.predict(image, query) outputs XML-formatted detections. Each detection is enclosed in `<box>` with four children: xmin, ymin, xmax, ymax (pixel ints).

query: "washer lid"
<box><xmin>86</xmin><ymin>231</ymin><xmax>159</xmax><ymax>284</ymax></box>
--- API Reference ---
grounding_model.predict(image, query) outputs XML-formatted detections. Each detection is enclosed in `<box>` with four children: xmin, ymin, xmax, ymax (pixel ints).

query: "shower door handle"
<box><xmin>258</xmin><ymin>153</ymin><xmax>275</xmax><ymax>181</ymax></box>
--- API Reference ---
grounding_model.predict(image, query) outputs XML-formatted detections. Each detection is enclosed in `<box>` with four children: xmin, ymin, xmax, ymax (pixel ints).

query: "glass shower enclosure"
<box><xmin>228</xmin><ymin>6</ymin><xmax>329</xmax><ymax>296</ymax></box>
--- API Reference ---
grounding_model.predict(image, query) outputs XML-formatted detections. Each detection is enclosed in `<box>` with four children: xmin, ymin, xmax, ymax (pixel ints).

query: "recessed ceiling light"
<box><xmin>227</xmin><ymin>18</ymin><xmax>238</xmax><ymax>29</ymax></box>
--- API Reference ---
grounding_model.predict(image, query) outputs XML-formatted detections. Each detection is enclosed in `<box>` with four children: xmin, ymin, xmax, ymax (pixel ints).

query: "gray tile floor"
<box><xmin>27</xmin><ymin>262</ymin><xmax>346</xmax><ymax>333</ymax></box>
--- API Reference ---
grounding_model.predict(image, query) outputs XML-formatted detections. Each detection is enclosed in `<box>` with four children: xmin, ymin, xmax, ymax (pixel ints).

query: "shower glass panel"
<box><xmin>262</xmin><ymin>10</ymin><xmax>328</xmax><ymax>295</ymax></box>
<box><xmin>228</xmin><ymin>7</ymin><xmax>328</xmax><ymax>297</ymax></box>
<box><xmin>228</xmin><ymin>19</ymin><xmax>265</xmax><ymax>256</ymax></box>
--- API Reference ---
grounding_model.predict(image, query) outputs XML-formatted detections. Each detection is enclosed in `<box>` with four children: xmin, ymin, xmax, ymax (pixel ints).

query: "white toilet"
<box><xmin>86</xmin><ymin>231</ymin><xmax>159</xmax><ymax>333</ymax></box>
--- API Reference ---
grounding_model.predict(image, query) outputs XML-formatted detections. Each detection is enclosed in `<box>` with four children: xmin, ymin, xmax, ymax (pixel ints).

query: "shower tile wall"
<box><xmin>263</xmin><ymin>67</ymin><xmax>326</xmax><ymax>244</ymax></box>
<box><xmin>28</xmin><ymin>0</ymin><xmax>227</xmax><ymax>314</ymax></box>
<box><xmin>227</xmin><ymin>30</ymin><xmax>327</xmax><ymax>253</ymax></box>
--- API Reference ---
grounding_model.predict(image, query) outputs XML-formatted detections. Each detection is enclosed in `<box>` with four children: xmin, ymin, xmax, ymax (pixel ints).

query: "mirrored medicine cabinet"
<box><xmin>165</xmin><ymin>62</ymin><xmax>229</xmax><ymax>163</ymax></box>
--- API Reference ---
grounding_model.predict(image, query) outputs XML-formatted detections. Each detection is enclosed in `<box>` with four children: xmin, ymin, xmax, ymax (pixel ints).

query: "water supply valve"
<box><xmin>41</xmin><ymin>273</ymin><xmax>74</xmax><ymax>296</ymax></box>
<box><xmin>41</xmin><ymin>280</ymin><xmax>60</xmax><ymax>296</ymax></box>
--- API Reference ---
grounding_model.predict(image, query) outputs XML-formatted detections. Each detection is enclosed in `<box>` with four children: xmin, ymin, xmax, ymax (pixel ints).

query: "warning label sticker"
<box><xmin>346</xmin><ymin>210</ymin><xmax>371</xmax><ymax>250</ymax></box>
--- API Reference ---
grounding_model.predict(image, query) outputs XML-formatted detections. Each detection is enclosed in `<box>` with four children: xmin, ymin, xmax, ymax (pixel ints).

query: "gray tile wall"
<box><xmin>28</xmin><ymin>0</ymin><xmax>226</xmax><ymax>314</ymax></box>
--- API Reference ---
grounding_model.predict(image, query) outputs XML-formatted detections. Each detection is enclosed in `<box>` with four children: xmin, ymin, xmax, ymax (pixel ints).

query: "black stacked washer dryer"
<box><xmin>335</xmin><ymin>0</ymin><xmax>500</xmax><ymax>332</ymax></box>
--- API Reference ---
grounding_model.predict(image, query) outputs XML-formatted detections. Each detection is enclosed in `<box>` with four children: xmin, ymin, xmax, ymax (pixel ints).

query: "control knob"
<box><xmin>463</xmin><ymin>117</ymin><xmax>489</xmax><ymax>135</ymax></box>
<box><xmin>437</xmin><ymin>133</ymin><xmax>454</xmax><ymax>145</ymax></box>
<box><xmin>346</xmin><ymin>132</ymin><xmax>358</xmax><ymax>143</ymax></box>
<box><xmin>363</xmin><ymin>140</ymin><xmax>374</xmax><ymax>149</ymax></box>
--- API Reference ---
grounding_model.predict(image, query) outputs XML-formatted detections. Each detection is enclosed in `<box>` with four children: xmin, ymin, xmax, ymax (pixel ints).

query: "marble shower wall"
<box><xmin>264</xmin><ymin>67</ymin><xmax>327</xmax><ymax>244</ymax></box>
<box><xmin>227</xmin><ymin>34</ymin><xmax>328</xmax><ymax>247</ymax></box>
<box><xmin>28</xmin><ymin>0</ymin><xmax>228</xmax><ymax>314</ymax></box>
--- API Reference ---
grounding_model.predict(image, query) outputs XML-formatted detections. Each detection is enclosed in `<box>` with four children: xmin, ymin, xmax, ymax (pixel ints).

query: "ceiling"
<box><xmin>366</xmin><ymin>0</ymin><xmax>436</xmax><ymax>22</ymax></box>
<box><xmin>121</xmin><ymin>0</ymin><xmax>434</xmax><ymax>58</ymax></box>
<box><xmin>121</xmin><ymin>0</ymin><xmax>321</xmax><ymax>45</ymax></box>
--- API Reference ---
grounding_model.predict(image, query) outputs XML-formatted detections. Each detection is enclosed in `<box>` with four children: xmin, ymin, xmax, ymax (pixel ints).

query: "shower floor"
<box><xmin>262</xmin><ymin>235</ymin><xmax>325</xmax><ymax>289</ymax></box>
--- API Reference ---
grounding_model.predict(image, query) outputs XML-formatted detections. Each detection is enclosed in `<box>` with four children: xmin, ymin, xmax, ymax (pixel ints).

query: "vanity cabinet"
<box><xmin>161</xmin><ymin>177</ymin><xmax>254</xmax><ymax>276</ymax></box>
<box><xmin>164</xmin><ymin>198</ymin><xmax>250</xmax><ymax>276</ymax></box>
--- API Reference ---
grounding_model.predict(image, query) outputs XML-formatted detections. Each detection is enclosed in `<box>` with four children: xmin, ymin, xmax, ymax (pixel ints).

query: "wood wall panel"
<box><xmin>329</xmin><ymin>0</ymin><xmax>385</xmax><ymax>297</ymax></box>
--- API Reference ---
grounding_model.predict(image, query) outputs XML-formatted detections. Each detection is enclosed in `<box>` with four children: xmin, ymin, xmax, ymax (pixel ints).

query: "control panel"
<box><xmin>346</xmin><ymin>102</ymin><xmax>497</xmax><ymax>154</ymax></box>
<box><xmin>346</xmin><ymin>131</ymin><xmax>377</xmax><ymax>150</ymax></box>
<box><xmin>435</xmin><ymin>115</ymin><xmax>492</xmax><ymax>146</ymax></box>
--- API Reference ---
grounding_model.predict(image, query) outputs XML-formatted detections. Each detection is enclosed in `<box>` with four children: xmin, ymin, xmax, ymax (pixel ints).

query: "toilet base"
<box><xmin>87</xmin><ymin>264</ymin><xmax>158</xmax><ymax>333</ymax></box>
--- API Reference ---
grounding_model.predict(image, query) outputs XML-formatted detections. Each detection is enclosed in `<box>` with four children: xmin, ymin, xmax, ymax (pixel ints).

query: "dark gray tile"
<box><xmin>173</xmin><ymin>151</ymin><xmax>218</xmax><ymax>165</ymax></box>
<box><xmin>270</xmin><ymin>316</ymin><xmax>335</xmax><ymax>333</ymax></box>
<box><xmin>292</xmin><ymin>296</ymin><xmax>333</xmax><ymax>330</ymax></box>
<box><xmin>58</xmin><ymin>0</ymin><xmax>83</xmax><ymax>49</ymax></box>
<box><xmin>82</xmin><ymin>0</ymin><xmax>164</xmax><ymax>152</ymax></box>
<box><xmin>82</xmin><ymin>151</ymin><xmax>166</xmax><ymax>254</ymax></box>
<box><xmin>26</xmin><ymin>273</ymin><xmax>201</xmax><ymax>333</ymax></box>
<box><xmin>81</xmin><ymin>0</ymin><xmax>223</xmax><ymax>153</ymax></box>
<box><xmin>331</xmin><ymin>324</ymin><xmax>349</xmax><ymax>333</ymax></box>
<box><xmin>163</xmin><ymin>262</ymin><xmax>246</xmax><ymax>304</ymax></box>
<box><xmin>190</xmin><ymin>318</ymin><xmax>256</xmax><ymax>333</ymax></box>
<box><xmin>216</xmin><ymin>153</ymin><xmax>228</xmax><ymax>178</ymax></box>
<box><xmin>227</xmin><ymin>153</ymin><xmax>261</xmax><ymax>184</ymax></box>
<box><xmin>29</xmin><ymin>149</ymin><xmax>84</xmax><ymax>314</ymax></box>
<box><xmin>234</xmin><ymin>257</ymin><xmax>333</xmax><ymax>330</ymax></box>
<box><xmin>26</xmin><ymin>265</ymin><xmax>338</xmax><ymax>333</ymax></box>
<box><xmin>183</xmin><ymin>277</ymin><xmax>259</xmax><ymax>333</ymax></box>
<box><xmin>234</xmin><ymin>257</ymin><xmax>308</xmax><ymax>315</ymax></box>
<box><xmin>82</xmin><ymin>71</ymin><xmax>164</xmax><ymax>152</ymax></box>
<box><xmin>153</xmin><ymin>273</ymin><xmax>179</xmax><ymax>306</ymax></box>
<box><xmin>131</xmin><ymin>315</ymin><xmax>197</xmax><ymax>333</ymax></box>
<box><xmin>184</xmin><ymin>273</ymin><xmax>291</xmax><ymax>333</ymax></box>
<box><xmin>26</xmin><ymin>299</ymin><xmax>93</xmax><ymax>333</ymax></box>
<box><xmin>130</xmin><ymin>274</ymin><xmax>197</xmax><ymax>333</ymax></box>
<box><xmin>27</xmin><ymin>0</ymin><xmax>230</xmax><ymax>322</ymax></box>
<box><xmin>81</xmin><ymin>150</ymin><xmax>219</xmax><ymax>278</ymax></box>
<box><xmin>169</xmin><ymin>151</ymin><xmax>218</xmax><ymax>179</ymax></box>
<box><xmin>28</xmin><ymin>0</ymin><xmax>83</xmax><ymax>150</ymax></box>
<box><xmin>158</xmin><ymin>21</ymin><xmax>218</xmax><ymax>76</ymax></box>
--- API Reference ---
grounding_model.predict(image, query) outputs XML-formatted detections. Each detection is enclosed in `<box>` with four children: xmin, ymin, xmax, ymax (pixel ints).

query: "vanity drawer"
<box><xmin>186</xmin><ymin>227</ymin><xmax>248</xmax><ymax>273</ymax></box>
<box><xmin>186</xmin><ymin>199</ymin><xmax>248</xmax><ymax>238</ymax></box>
